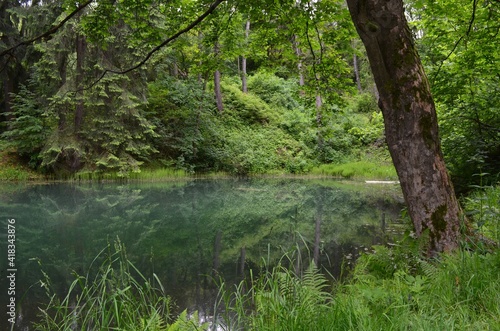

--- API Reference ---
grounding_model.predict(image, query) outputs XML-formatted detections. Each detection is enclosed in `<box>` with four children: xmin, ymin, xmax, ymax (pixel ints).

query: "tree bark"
<box><xmin>241</xmin><ymin>20</ymin><xmax>250</xmax><ymax>93</ymax></box>
<box><xmin>353</xmin><ymin>53</ymin><xmax>362</xmax><ymax>92</ymax></box>
<box><xmin>292</xmin><ymin>35</ymin><xmax>305</xmax><ymax>95</ymax></box>
<box><xmin>214</xmin><ymin>69</ymin><xmax>223</xmax><ymax>113</ymax></box>
<box><xmin>214</xmin><ymin>42</ymin><xmax>224</xmax><ymax>113</ymax></box>
<box><xmin>75</xmin><ymin>33</ymin><xmax>86</xmax><ymax>134</ymax></box>
<box><xmin>346</xmin><ymin>0</ymin><xmax>463</xmax><ymax>253</ymax></box>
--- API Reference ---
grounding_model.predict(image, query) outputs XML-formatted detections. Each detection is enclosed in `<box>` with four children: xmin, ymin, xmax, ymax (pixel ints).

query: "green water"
<box><xmin>0</xmin><ymin>178</ymin><xmax>404</xmax><ymax>329</ymax></box>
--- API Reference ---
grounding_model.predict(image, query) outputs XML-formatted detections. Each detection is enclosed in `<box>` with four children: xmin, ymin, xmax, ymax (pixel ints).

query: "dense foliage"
<box><xmin>1</xmin><ymin>0</ymin><xmax>498</xmax><ymax>187</ymax></box>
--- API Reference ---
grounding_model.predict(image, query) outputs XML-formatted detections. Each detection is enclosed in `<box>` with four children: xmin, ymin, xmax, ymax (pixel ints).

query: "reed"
<box><xmin>34</xmin><ymin>238</ymin><xmax>208</xmax><ymax>331</ymax></box>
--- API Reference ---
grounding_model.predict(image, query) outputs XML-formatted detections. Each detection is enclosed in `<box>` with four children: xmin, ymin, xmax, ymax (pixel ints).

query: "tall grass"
<box><xmin>215</xmin><ymin>257</ymin><xmax>337</xmax><ymax>331</ymax></box>
<box><xmin>72</xmin><ymin>168</ymin><xmax>188</xmax><ymax>181</ymax></box>
<box><xmin>216</xmin><ymin>244</ymin><xmax>500</xmax><ymax>331</ymax></box>
<box><xmin>215</xmin><ymin>187</ymin><xmax>500</xmax><ymax>330</ymax></box>
<box><xmin>34</xmin><ymin>238</ymin><xmax>208</xmax><ymax>331</ymax></box>
<box><xmin>310</xmin><ymin>161</ymin><xmax>397</xmax><ymax>180</ymax></box>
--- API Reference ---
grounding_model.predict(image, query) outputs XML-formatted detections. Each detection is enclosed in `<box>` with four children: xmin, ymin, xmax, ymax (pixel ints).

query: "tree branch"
<box><xmin>0</xmin><ymin>0</ymin><xmax>93</xmax><ymax>58</ymax></box>
<box><xmin>431</xmin><ymin>0</ymin><xmax>478</xmax><ymax>83</ymax></box>
<box><xmin>87</xmin><ymin>0</ymin><xmax>226</xmax><ymax>90</ymax></box>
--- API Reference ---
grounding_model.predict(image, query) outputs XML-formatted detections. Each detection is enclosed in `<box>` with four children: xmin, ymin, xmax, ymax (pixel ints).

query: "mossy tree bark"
<box><xmin>346</xmin><ymin>0</ymin><xmax>464</xmax><ymax>253</ymax></box>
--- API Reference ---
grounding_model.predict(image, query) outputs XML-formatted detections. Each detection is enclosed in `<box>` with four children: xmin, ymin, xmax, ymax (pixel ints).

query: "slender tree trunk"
<box><xmin>214</xmin><ymin>42</ymin><xmax>224</xmax><ymax>113</ymax></box>
<box><xmin>214</xmin><ymin>69</ymin><xmax>223</xmax><ymax>112</ymax></box>
<box><xmin>241</xmin><ymin>20</ymin><xmax>250</xmax><ymax>93</ymax></box>
<box><xmin>315</xmin><ymin>93</ymin><xmax>322</xmax><ymax>109</ymax></box>
<box><xmin>2</xmin><ymin>70</ymin><xmax>15</xmax><ymax>123</ymax></box>
<box><xmin>75</xmin><ymin>33</ymin><xmax>85</xmax><ymax>134</ymax></box>
<box><xmin>316</xmin><ymin>95</ymin><xmax>324</xmax><ymax>157</ymax></box>
<box><xmin>292</xmin><ymin>35</ymin><xmax>305</xmax><ymax>95</ymax></box>
<box><xmin>353</xmin><ymin>53</ymin><xmax>362</xmax><ymax>92</ymax></box>
<box><xmin>346</xmin><ymin>0</ymin><xmax>464</xmax><ymax>253</ymax></box>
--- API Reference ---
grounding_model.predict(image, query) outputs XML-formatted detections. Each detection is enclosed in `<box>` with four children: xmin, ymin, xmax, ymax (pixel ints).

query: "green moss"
<box><xmin>366</xmin><ymin>21</ymin><xmax>380</xmax><ymax>34</ymax></box>
<box><xmin>431</xmin><ymin>204</ymin><xmax>448</xmax><ymax>242</ymax></box>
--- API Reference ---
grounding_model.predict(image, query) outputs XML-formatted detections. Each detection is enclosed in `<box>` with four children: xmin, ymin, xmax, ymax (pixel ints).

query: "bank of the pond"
<box><xmin>0</xmin><ymin>159</ymin><xmax>397</xmax><ymax>183</ymax></box>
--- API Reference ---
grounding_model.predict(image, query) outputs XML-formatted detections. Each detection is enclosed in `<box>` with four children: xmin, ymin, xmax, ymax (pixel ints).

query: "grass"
<box><xmin>0</xmin><ymin>149</ymin><xmax>42</xmax><ymax>181</ymax></box>
<box><xmin>464</xmin><ymin>184</ymin><xmax>500</xmax><ymax>242</ymax></box>
<box><xmin>310</xmin><ymin>160</ymin><xmax>398</xmax><ymax>180</ymax></box>
<box><xmin>215</xmin><ymin>243</ymin><xmax>500</xmax><ymax>331</ymax></box>
<box><xmin>71</xmin><ymin>167</ymin><xmax>188</xmax><ymax>181</ymax></box>
<box><xmin>33</xmin><ymin>238</ymin><xmax>209</xmax><ymax>331</ymax></box>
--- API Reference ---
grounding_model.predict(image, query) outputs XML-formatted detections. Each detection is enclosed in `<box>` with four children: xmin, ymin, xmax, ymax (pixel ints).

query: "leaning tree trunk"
<box><xmin>346</xmin><ymin>0</ymin><xmax>464</xmax><ymax>253</ymax></box>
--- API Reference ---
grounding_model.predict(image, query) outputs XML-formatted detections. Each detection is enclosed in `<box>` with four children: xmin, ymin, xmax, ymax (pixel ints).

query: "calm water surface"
<box><xmin>0</xmin><ymin>178</ymin><xmax>404</xmax><ymax>330</ymax></box>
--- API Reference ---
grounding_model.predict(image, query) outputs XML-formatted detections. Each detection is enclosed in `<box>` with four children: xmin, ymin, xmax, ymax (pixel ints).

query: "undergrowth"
<box><xmin>0</xmin><ymin>149</ymin><xmax>42</xmax><ymax>180</ymax></box>
<box><xmin>215</xmin><ymin>186</ymin><xmax>500</xmax><ymax>330</ymax></box>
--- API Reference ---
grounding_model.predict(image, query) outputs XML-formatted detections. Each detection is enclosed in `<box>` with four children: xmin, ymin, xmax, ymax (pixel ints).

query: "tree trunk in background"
<box><xmin>346</xmin><ymin>0</ymin><xmax>463</xmax><ymax>253</ymax></box>
<box><xmin>241</xmin><ymin>20</ymin><xmax>250</xmax><ymax>93</ymax></box>
<box><xmin>214</xmin><ymin>69</ymin><xmax>223</xmax><ymax>112</ymax></box>
<box><xmin>292</xmin><ymin>35</ymin><xmax>305</xmax><ymax>95</ymax></box>
<box><xmin>214</xmin><ymin>42</ymin><xmax>224</xmax><ymax>113</ymax></box>
<box><xmin>75</xmin><ymin>33</ymin><xmax>86</xmax><ymax>134</ymax></box>
<box><xmin>353</xmin><ymin>53</ymin><xmax>362</xmax><ymax>92</ymax></box>
<box><xmin>2</xmin><ymin>69</ymin><xmax>15</xmax><ymax>123</ymax></box>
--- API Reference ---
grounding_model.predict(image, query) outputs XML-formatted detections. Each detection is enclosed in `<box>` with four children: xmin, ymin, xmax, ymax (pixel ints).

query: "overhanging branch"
<box><xmin>0</xmin><ymin>0</ymin><xmax>93</xmax><ymax>58</ymax></box>
<box><xmin>87</xmin><ymin>0</ymin><xmax>226</xmax><ymax>90</ymax></box>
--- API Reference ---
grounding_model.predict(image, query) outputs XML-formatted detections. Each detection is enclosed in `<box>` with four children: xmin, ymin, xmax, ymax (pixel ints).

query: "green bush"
<box><xmin>220</xmin><ymin>126</ymin><xmax>312</xmax><ymax>175</ymax></box>
<box><xmin>247</xmin><ymin>71</ymin><xmax>301</xmax><ymax>110</ymax></box>
<box><xmin>465</xmin><ymin>184</ymin><xmax>500</xmax><ymax>242</ymax></box>
<box><xmin>222</xmin><ymin>80</ymin><xmax>278</xmax><ymax>125</ymax></box>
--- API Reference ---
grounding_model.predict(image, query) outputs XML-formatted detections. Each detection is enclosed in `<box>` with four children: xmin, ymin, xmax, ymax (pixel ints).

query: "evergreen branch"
<box><xmin>87</xmin><ymin>0</ymin><xmax>226</xmax><ymax>90</ymax></box>
<box><xmin>0</xmin><ymin>0</ymin><xmax>93</xmax><ymax>58</ymax></box>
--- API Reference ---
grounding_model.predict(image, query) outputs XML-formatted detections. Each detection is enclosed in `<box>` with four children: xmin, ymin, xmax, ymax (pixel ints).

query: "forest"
<box><xmin>1</xmin><ymin>0</ymin><xmax>500</xmax><ymax>329</ymax></box>
<box><xmin>1</xmin><ymin>0</ymin><xmax>497</xmax><ymax>190</ymax></box>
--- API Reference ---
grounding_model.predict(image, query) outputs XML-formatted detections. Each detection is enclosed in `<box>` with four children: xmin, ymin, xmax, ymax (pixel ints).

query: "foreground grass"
<box><xmin>216</xmin><ymin>243</ymin><xmax>500</xmax><ymax>331</ymax></box>
<box><xmin>216</xmin><ymin>186</ymin><xmax>500</xmax><ymax>331</ymax></box>
<box><xmin>34</xmin><ymin>239</ymin><xmax>208</xmax><ymax>331</ymax></box>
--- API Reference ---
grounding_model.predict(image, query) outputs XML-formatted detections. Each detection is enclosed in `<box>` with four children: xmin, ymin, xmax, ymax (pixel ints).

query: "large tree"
<box><xmin>346</xmin><ymin>0</ymin><xmax>464</xmax><ymax>253</ymax></box>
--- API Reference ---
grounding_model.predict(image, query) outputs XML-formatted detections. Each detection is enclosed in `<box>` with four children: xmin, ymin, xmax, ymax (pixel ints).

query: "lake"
<box><xmin>0</xmin><ymin>178</ymin><xmax>404</xmax><ymax>330</ymax></box>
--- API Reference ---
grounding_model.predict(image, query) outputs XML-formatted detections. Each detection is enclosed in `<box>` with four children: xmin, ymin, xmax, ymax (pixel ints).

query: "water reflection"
<box><xmin>0</xmin><ymin>178</ymin><xmax>404</xmax><ymax>330</ymax></box>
